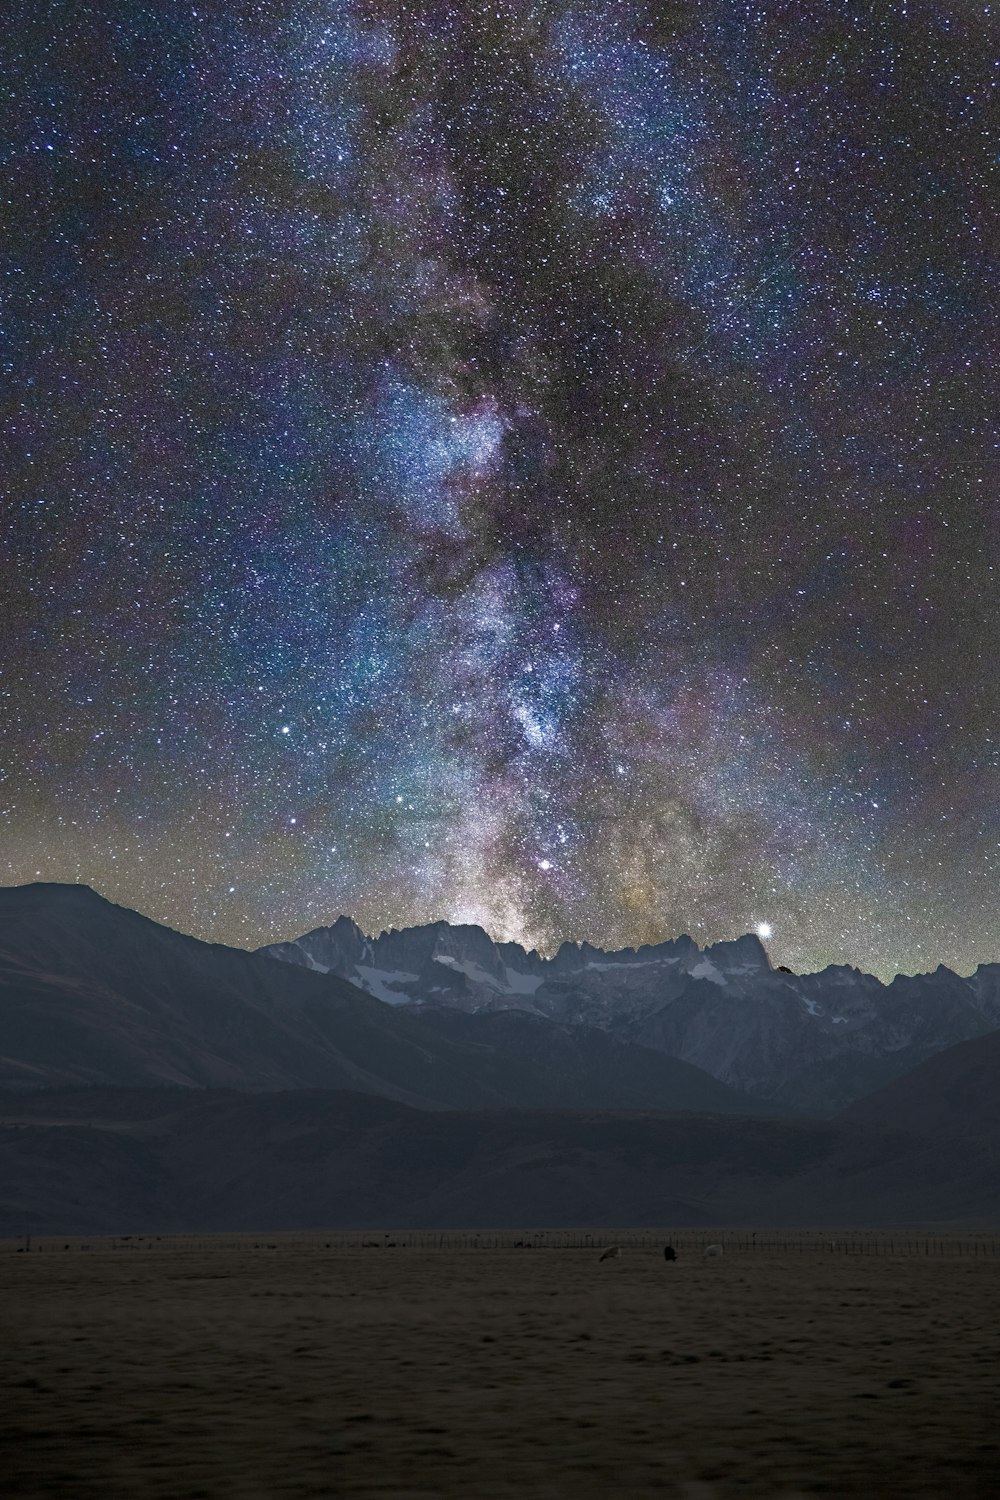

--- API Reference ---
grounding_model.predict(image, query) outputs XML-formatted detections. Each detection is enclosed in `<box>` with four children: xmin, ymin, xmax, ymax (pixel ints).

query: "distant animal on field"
<box><xmin>703</xmin><ymin>1243</ymin><xmax>724</xmax><ymax>1259</ymax></box>
<box><xmin>663</xmin><ymin>1244</ymin><xmax>677</xmax><ymax>1262</ymax></box>
<box><xmin>599</xmin><ymin>1246</ymin><xmax>621</xmax><ymax>1262</ymax></box>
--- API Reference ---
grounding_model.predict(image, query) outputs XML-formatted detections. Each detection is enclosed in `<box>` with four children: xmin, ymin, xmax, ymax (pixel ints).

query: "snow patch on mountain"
<box><xmin>584</xmin><ymin>957</ymin><xmax>674</xmax><ymax>972</ymax></box>
<box><xmin>502</xmin><ymin>967</ymin><xmax>544</xmax><ymax>994</ymax></box>
<box><xmin>354</xmin><ymin>966</ymin><xmax>419</xmax><ymax>1005</ymax></box>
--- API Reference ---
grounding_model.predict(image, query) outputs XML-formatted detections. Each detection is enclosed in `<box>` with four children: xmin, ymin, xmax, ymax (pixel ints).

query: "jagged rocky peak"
<box><xmin>887</xmin><ymin>964</ymin><xmax>969</xmax><ymax>995</ymax></box>
<box><xmin>551</xmin><ymin>939</ymin><xmax>588</xmax><ymax>971</ymax></box>
<box><xmin>548</xmin><ymin>932</ymin><xmax>700</xmax><ymax>974</ymax></box>
<box><xmin>260</xmin><ymin>915</ymin><xmax>551</xmax><ymax>1006</ymax></box>
<box><xmin>260</xmin><ymin>914</ymin><xmax>372</xmax><ymax>974</ymax></box>
<box><xmin>331</xmin><ymin>914</ymin><xmax>365</xmax><ymax>937</ymax></box>
<box><xmin>636</xmin><ymin>933</ymin><xmax>700</xmax><ymax>962</ymax></box>
<box><xmin>431</xmin><ymin>921</ymin><xmax>510</xmax><ymax>974</ymax></box>
<box><xmin>373</xmin><ymin>919</ymin><xmax>506</xmax><ymax>981</ymax></box>
<box><xmin>702</xmin><ymin>932</ymin><xmax>771</xmax><ymax>971</ymax></box>
<box><xmin>497</xmin><ymin>937</ymin><xmax>544</xmax><ymax>970</ymax></box>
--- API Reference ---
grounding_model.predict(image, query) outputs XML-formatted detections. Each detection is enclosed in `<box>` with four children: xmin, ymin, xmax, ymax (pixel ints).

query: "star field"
<box><xmin>2</xmin><ymin>1</ymin><xmax>998</xmax><ymax>979</ymax></box>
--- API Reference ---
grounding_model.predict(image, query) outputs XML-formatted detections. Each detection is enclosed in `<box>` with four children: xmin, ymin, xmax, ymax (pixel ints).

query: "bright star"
<box><xmin>756</xmin><ymin>921</ymin><xmax>773</xmax><ymax>940</ymax></box>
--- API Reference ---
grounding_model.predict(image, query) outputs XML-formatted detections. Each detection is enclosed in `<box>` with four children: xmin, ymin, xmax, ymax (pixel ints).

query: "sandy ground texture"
<box><xmin>3</xmin><ymin>1236</ymin><xmax>999</xmax><ymax>1499</ymax></box>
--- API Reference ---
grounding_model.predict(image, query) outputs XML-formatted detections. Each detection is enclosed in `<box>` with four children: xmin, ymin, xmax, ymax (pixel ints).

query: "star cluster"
<box><xmin>3</xmin><ymin>0</ymin><xmax>998</xmax><ymax>978</ymax></box>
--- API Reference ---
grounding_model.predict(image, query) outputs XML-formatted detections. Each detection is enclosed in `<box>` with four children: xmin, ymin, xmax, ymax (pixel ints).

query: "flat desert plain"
<box><xmin>3</xmin><ymin>1235</ymin><xmax>999</xmax><ymax>1498</ymax></box>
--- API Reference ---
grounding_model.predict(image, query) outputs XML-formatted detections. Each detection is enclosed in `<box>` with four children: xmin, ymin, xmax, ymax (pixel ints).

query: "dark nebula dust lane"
<box><xmin>2</xmin><ymin>1</ymin><xmax>998</xmax><ymax>979</ymax></box>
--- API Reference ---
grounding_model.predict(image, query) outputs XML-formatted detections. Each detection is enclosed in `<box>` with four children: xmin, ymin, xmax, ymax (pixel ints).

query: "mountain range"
<box><xmin>0</xmin><ymin>883</ymin><xmax>766</xmax><ymax>1113</ymax></box>
<box><xmin>1</xmin><ymin>882</ymin><xmax>999</xmax><ymax>1231</ymax></box>
<box><xmin>260</xmin><ymin>914</ymin><xmax>1000</xmax><ymax>1111</ymax></box>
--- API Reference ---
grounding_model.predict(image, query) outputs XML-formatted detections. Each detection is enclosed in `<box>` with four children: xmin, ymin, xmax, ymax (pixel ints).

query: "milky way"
<box><xmin>3</xmin><ymin>1</ymin><xmax>998</xmax><ymax>978</ymax></box>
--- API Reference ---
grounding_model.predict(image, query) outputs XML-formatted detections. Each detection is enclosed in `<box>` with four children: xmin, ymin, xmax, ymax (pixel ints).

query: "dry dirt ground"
<box><xmin>2</xmin><ymin>1236</ymin><xmax>999</xmax><ymax>1499</ymax></box>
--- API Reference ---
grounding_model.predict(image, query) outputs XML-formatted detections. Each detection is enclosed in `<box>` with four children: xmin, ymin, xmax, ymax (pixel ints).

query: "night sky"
<box><xmin>3</xmin><ymin>1</ymin><xmax>998</xmax><ymax>979</ymax></box>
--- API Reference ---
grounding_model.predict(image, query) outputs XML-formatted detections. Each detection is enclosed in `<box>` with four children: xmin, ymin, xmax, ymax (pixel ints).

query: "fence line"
<box><xmin>3</xmin><ymin>1229</ymin><xmax>999</xmax><ymax>1256</ymax></box>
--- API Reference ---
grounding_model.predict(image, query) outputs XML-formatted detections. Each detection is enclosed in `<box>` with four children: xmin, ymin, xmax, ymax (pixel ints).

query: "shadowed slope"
<box><xmin>2</xmin><ymin>1081</ymin><xmax>998</xmax><ymax>1232</ymax></box>
<box><xmin>841</xmin><ymin>1028</ymin><xmax>1000</xmax><ymax>1141</ymax></box>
